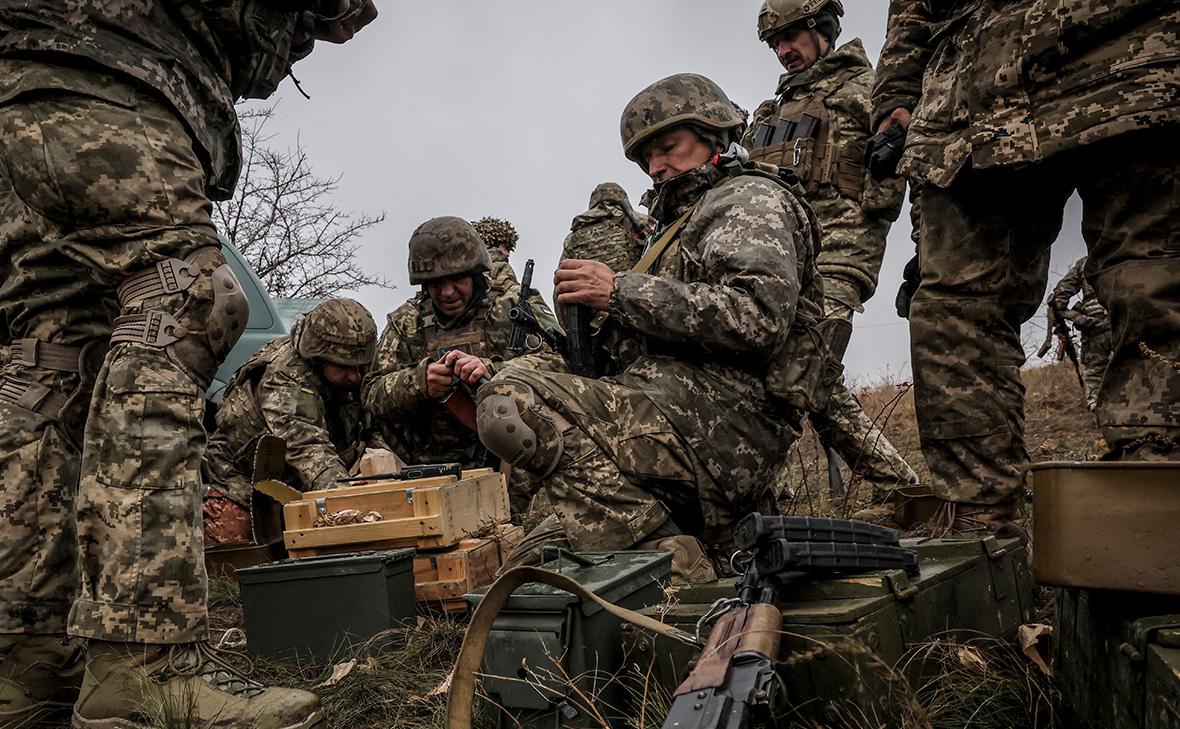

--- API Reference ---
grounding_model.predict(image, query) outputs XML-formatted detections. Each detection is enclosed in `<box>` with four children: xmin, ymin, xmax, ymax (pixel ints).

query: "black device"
<box><xmin>562</xmin><ymin>304</ymin><xmax>597</xmax><ymax>378</ymax></box>
<box><xmin>335</xmin><ymin>462</ymin><xmax>462</xmax><ymax>484</ymax></box>
<box><xmin>864</xmin><ymin>124</ymin><xmax>907</xmax><ymax>180</ymax></box>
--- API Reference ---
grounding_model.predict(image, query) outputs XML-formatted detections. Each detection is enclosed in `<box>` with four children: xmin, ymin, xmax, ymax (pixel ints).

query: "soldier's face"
<box><xmin>426</xmin><ymin>274</ymin><xmax>475</xmax><ymax>318</ymax></box>
<box><xmin>642</xmin><ymin>128</ymin><xmax>716</xmax><ymax>185</ymax></box>
<box><xmin>321</xmin><ymin>362</ymin><xmax>364</xmax><ymax>389</ymax></box>
<box><xmin>769</xmin><ymin>27</ymin><xmax>828</xmax><ymax>73</ymax></box>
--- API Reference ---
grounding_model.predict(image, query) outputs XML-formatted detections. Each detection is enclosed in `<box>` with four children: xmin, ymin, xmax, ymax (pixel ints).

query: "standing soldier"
<box><xmin>453</xmin><ymin>74</ymin><xmax>832</xmax><ymax>583</ymax></box>
<box><xmin>471</xmin><ymin>216</ymin><xmax>521</xmax><ymax>288</ymax></box>
<box><xmin>559</xmin><ymin>182</ymin><xmax>651</xmax><ymax>274</ymax></box>
<box><xmin>203</xmin><ymin>299</ymin><xmax>381</xmax><ymax>545</ymax></box>
<box><xmin>363</xmin><ymin>217</ymin><xmax>563</xmax><ymax>474</ymax></box>
<box><xmin>873</xmin><ymin>1</ymin><xmax>1180</xmax><ymax>535</ymax></box>
<box><xmin>1049</xmin><ymin>257</ymin><xmax>1113</xmax><ymax>413</ymax></box>
<box><xmin>0</xmin><ymin>2</ymin><xmax>376</xmax><ymax>725</ymax></box>
<box><xmin>745</xmin><ymin>0</ymin><xmax>920</xmax><ymax>491</ymax></box>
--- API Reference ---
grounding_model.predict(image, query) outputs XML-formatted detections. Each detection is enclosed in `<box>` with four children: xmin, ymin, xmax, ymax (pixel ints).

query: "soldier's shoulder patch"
<box><xmin>299</xmin><ymin>384</ymin><xmax>318</xmax><ymax>397</ymax></box>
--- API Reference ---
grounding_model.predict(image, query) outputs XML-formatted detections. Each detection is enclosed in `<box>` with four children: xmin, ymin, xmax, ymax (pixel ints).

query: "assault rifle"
<box><xmin>335</xmin><ymin>462</ymin><xmax>461</xmax><ymax>484</ymax></box>
<box><xmin>660</xmin><ymin>514</ymin><xmax>918</xmax><ymax>729</ymax></box>
<box><xmin>506</xmin><ymin>259</ymin><xmax>564</xmax><ymax>358</ymax></box>
<box><xmin>1037</xmin><ymin>304</ymin><xmax>1085</xmax><ymax>390</ymax></box>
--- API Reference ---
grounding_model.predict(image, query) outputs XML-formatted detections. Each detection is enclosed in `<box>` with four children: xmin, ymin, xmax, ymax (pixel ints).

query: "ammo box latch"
<box><xmin>887</xmin><ymin>572</ymin><xmax>919</xmax><ymax>601</ymax></box>
<box><xmin>1120</xmin><ymin>616</ymin><xmax>1180</xmax><ymax>663</ymax></box>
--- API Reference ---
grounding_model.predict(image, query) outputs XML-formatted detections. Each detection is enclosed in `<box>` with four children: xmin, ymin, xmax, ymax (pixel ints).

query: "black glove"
<box><xmin>895</xmin><ymin>254</ymin><xmax>920</xmax><ymax>319</ymax></box>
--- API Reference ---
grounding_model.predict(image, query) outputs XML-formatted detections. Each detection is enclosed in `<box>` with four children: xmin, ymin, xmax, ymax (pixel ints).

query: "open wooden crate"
<box><xmin>282</xmin><ymin>468</ymin><xmax>509</xmax><ymax>558</ymax></box>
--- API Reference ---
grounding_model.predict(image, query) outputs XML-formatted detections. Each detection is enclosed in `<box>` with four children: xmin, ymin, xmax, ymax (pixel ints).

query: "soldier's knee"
<box><xmin>476</xmin><ymin>381</ymin><xmax>567</xmax><ymax>478</ymax></box>
<box><xmin>112</xmin><ymin>246</ymin><xmax>248</xmax><ymax>386</ymax></box>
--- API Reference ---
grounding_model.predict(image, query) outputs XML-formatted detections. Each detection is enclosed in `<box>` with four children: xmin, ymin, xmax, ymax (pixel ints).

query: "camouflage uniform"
<box><xmin>477</xmin><ymin>75</ymin><xmax>822</xmax><ymax>558</ymax></box>
<box><xmin>559</xmin><ymin>182</ymin><xmax>650</xmax><ymax>273</ymax></box>
<box><xmin>364</xmin><ymin>220</ymin><xmax>563</xmax><ymax>468</ymax></box>
<box><xmin>205</xmin><ymin>300</ymin><xmax>379</xmax><ymax>505</ymax></box>
<box><xmin>873</xmin><ymin>1</ymin><xmax>1180</xmax><ymax>507</ymax></box>
<box><xmin>0</xmin><ymin>3</ymin><xmax>373</xmax><ymax>722</ymax></box>
<box><xmin>1051</xmin><ymin>257</ymin><xmax>1113</xmax><ymax>412</ymax></box>
<box><xmin>471</xmin><ymin>217</ymin><xmax>520</xmax><ymax>289</ymax></box>
<box><xmin>745</xmin><ymin>37</ymin><xmax>918</xmax><ymax>488</ymax></box>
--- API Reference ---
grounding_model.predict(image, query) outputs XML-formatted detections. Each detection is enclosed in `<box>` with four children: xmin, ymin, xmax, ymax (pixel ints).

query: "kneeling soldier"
<box><xmin>203</xmin><ymin>298</ymin><xmax>380</xmax><ymax>544</ymax></box>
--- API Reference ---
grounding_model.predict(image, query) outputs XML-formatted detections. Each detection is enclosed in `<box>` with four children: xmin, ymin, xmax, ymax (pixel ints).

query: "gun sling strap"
<box><xmin>444</xmin><ymin>566</ymin><xmax>701</xmax><ymax>729</ymax></box>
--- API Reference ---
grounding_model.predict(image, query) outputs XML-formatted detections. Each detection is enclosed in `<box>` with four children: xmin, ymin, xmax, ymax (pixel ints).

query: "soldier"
<box><xmin>559</xmin><ymin>182</ymin><xmax>651</xmax><ymax>274</ymax></box>
<box><xmin>873</xmin><ymin>1</ymin><xmax>1180</xmax><ymax>535</ymax></box>
<box><xmin>745</xmin><ymin>0</ymin><xmax>920</xmax><ymax>494</ymax></box>
<box><xmin>0</xmin><ymin>2</ymin><xmax>376</xmax><ymax>726</ymax></box>
<box><xmin>363</xmin><ymin>217</ymin><xmax>563</xmax><ymax>475</ymax></box>
<box><xmin>1050</xmin><ymin>257</ymin><xmax>1113</xmax><ymax>413</ymax></box>
<box><xmin>453</xmin><ymin>74</ymin><xmax>829</xmax><ymax>583</ymax></box>
<box><xmin>471</xmin><ymin>216</ymin><xmax>521</xmax><ymax>288</ymax></box>
<box><xmin>203</xmin><ymin>299</ymin><xmax>381</xmax><ymax>545</ymax></box>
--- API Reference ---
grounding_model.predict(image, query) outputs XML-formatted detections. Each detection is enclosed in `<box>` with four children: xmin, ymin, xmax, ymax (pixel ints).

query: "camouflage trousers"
<box><xmin>912</xmin><ymin>128</ymin><xmax>1180</xmax><ymax>504</ymax></box>
<box><xmin>476</xmin><ymin>367</ymin><xmax>751</xmax><ymax>561</ymax></box>
<box><xmin>1079</xmin><ymin>329</ymin><xmax>1113</xmax><ymax>413</ymax></box>
<box><xmin>806</xmin><ymin>296</ymin><xmax>919</xmax><ymax>488</ymax></box>
<box><xmin>0</xmin><ymin>78</ymin><xmax>228</xmax><ymax>642</ymax></box>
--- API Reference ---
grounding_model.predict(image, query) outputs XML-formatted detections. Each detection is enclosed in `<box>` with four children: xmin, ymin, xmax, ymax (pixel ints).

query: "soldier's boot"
<box><xmin>72</xmin><ymin>641</ymin><xmax>323</xmax><ymax>729</ymax></box>
<box><xmin>930</xmin><ymin>499</ymin><xmax>1026</xmax><ymax>541</ymax></box>
<box><xmin>0</xmin><ymin>634</ymin><xmax>84</xmax><ymax>728</ymax></box>
<box><xmin>635</xmin><ymin>535</ymin><xmax>718</xmax><ymax>584</ymax></box>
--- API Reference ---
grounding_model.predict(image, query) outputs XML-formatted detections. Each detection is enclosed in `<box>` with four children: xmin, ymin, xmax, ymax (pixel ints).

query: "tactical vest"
<box><xmin>418</xmin><ymin>296</ymin><xmax>499</xmax><ymax>363</ymax></box>
<box><xmin>637</xmin><ymin>162</ymin><xmax>851</xmax><ymax>414</ymax></box>
<box><xmin>748</xmin><ymin>66</ymin><xmax>867</xmax><ymax>201</ymax></box>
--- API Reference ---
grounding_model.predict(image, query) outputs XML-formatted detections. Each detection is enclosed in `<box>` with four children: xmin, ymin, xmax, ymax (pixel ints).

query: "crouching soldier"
<box><xmin>362</xmin><ymin>217</ymin><xmax>563</xmax><ymax>497</ymax></box>
<box><xmin>453</xmin><ymin>74</ymin><xmax>832</xmax><ymax>583</ymax></box>
<box><xmin>203</xmin><ymin>298</ymin><xmax>380</xmax><ymax>544</ymax></box>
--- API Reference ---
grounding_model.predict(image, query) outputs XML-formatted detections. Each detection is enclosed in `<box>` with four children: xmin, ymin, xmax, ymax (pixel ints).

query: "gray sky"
<box><xmin>250</xmin><ymin>0</ymin><xmax>1087</xmax><ymax>384</ymax></box>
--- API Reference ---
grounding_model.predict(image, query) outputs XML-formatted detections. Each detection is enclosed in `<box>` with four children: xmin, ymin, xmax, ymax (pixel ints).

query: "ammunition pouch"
<box><xmin>765</xmin><ymin>300</ymin><xmax>853</xmax><ymax>414</ymax></box>
<box><xmin>113</xmin><ymin>247</ymin><xmax>249</xmax><ymax>387</ymax></box>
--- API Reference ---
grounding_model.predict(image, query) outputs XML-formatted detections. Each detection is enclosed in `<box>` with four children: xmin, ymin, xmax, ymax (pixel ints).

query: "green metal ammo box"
<box><xmin>236</xmin><ymin>549</ymin><xmax>416</xmax><ymax>660</ymax></box>
<box><xmin>1055</xmin><ymin>587</ymin><xmax>1180</xmax><ymax>729</ymax></box>
<box><xmin>622</xmin><ymin>536</ymin><xmax>1033</xmax><ymax>725</ymax></box>
<box><xmin>463</xmin><ymin>550</ymin><xmax>673</xmax><ymax>728</ymax></box>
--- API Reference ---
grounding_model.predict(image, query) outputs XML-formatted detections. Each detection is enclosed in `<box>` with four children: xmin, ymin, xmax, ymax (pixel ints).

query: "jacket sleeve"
<box><xmin>362</xmin><ymin>312</ymin><xmax>432</xmax><ymax>420</ymax></box>
<box><xmin>257</xmin><ymin>369</ymin><xmax>349</xmax><ymax>492</ymax></box>
<box><xmin>871</xmin><ymin>0</ymin><xmax>934</xmax><ymax>129</ymax></box>
<box><xmin>1051</xmin><ymin>260</ymin><xmax>1087</xmax><ymax>311</ymax></box>
<box><xmin>609</xmin><ymin>177</ymin><xmax>803</xmax><ymax>358</ymax></box>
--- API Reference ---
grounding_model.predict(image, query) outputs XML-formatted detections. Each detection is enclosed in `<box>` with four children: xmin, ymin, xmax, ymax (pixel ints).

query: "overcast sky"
<box><xmin>248</xmin><ymin>0</ymin><xmax>1087</xmax><ymax>384</ymax></box>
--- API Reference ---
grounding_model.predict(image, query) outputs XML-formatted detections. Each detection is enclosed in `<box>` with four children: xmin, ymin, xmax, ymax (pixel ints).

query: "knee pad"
<box><xmin>112</xmin><ymin>246</ymin><xmax>249</xmax><ymax>386</ymax></box>
<box><xmin>476</xmin><ymin>382</ymin><xmax>567</xmax><ymax>478</ymax></box>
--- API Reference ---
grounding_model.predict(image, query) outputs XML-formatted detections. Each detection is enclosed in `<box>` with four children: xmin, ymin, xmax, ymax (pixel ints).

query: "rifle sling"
<box><xmin>632</xmin><ymin>204</ymin><xmax>697</xmax><ymax>275</ymax></box>
<box><xmin>445</xmin><ymin>565</ymin><xmax>700</xmax><ymax>729</ymax></box>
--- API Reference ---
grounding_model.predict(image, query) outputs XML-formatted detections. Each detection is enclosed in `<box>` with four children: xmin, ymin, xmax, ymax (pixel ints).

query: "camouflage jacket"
<box><xmin>745</xmin><ymin>39</ymin><xmax>905</xmax><ymax>306</ymax></box>
<box><xmin>560</xmin><ymin>202</ymin><xmax>648</xmax><ymax>274</ymax></box>
<box><xmin>873</xmin><ymin>0</ymin><xmax>1180</xmax><ymax>187</ymax></box>
<box><xmin>206</xmin><ymin>335</ymin><xmax>372</xmax><ymax>502</ymax></box>
<box><xmin>487</xmin><ymin>248</ymin><xmax>519</xmax><ymax>289</ymax></box>
<box><xmin>364</xmin><ymin>274</ymin><xmax>564</xmax><ymax>465</ymax></box>
<box><xmin>608</xmin><ymin>164</ymin><xmax>819</xmax><ymax>514</ymax></box>
<box><xmin>0</xmin><ymin>2</ymin><xmax>327</xmax><ymax>199</ymax></box>
<box><xmin>1052</xmin><ymin>257</ymin><xmax>1111</xmax><ymax>337</ymax></box>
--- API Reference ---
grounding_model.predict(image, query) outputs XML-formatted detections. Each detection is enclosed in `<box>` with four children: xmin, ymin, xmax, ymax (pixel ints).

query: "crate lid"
<box><xmin>464</xmin><ymin>550</ymin><xmax>672</xmax><ymax>615</ymax></box>
<box><xmin>235</xmin><ymin>549</ymin><xmax>414</xmax><ymax>585</ymax></box>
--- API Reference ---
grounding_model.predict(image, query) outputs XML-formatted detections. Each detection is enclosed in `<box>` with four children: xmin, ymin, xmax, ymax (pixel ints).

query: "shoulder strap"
<box><xmin>631</xmin><ymin>203</ymin><xmax>697</xmax><ymax>275</ymax></box>
<box><xmin>445</xmin><ymin>565</ymin><xmax>700</xmax><ymax>729</ymax></box>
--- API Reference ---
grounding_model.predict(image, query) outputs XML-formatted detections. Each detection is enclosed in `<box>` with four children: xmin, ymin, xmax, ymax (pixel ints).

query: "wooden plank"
<box><xmin>285</xmin><ymin>515</ymin><xmax>442</xmax><ymax>550</ymax></box>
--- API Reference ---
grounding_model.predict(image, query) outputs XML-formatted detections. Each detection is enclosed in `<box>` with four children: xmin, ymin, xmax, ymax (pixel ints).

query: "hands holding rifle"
<box><xmin>554</xmin><ymin>260</ymin><xmax>615</xmax><ymax>311</ymax></box>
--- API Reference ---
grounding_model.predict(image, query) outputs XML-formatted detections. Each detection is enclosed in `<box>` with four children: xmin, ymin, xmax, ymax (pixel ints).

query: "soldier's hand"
<box><xmin>555</xmin><ymin>260</ymin><xmax>615</xmax><ymax>311</ymax></box>
<box><xmin>443</xmin><ymin>350</ymin><xmax>491</xmax><ymax>386</ymax></box>
<box><xmin>425</xmin><ymin>361</ymin><xmax>455</xmax><ymax>399</ymax></box>
<box><xmin>877</xmin><ymin>108</ymin><xmax>912</xmax><ymax>135</ymax></box>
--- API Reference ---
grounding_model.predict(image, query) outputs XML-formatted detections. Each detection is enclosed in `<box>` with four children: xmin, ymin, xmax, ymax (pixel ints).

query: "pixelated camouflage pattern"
<box><xmin>873</xmin><ymin>0</ymin><xmax>1180</xmax><ymax>187</ymax></box>
<box><xmin>745</xmin><ymin>39</ymin><xmax>905</xmax><ymax>305</ymax></box>
<box><xmin>486</xmin><ymin>246</ymin><xmax>519</xmax><ymax>289</ymax></box>
<box><xmin>589</xmin><ymin>182</ymin><xmax>629</xmax><ymax>209</ymax></box>
<box><xmin>0</xmin><ymin>2</ymin><xmax>333</xmax><ymax>198</ymax></box>
<box><xmin>807</xmin><ymin>297</ymin><xmax>919</xmax><ymax>486</ymax></box>
<box><xmin>0</xmin><ymin>77</ymin><xmax>225</xmax><ymax>641</ymax></box>
<box><xmin>363</xmin><ymin>274</ymin><xmax>565</xmax><ymax>466</ymax></box>
<box><xmin>559</xmin><ymin>191</ymin><xmax>648</xmax><ymax>274</ymax></box>
<box><xmin>911</xmin><ymin>128</ymin><xmax>1180</xmax><ymax>503</ymax></box>
<box><xmin>407</xmin><ymin>216</ymin><xmax>492</xmax><ymax>285</ymax></box>
<box><xmin>1052</xmin><ymin>257</ymin><xmax>1113</xmax><ymax>411</ymax></box>
<box><xmin>757</xmin><ymin>0</ymin><xmax>844</xmax><ymax>42</ymax></box>
<box><xmin>206</xmin><ymin>335</ymin><xmax>374</xmax><ymax>505</ymax></box>
<box><xmin>292</xmin><ymin>298</ymin><xmax>377</xmax><ymax>367</ymax></box>
<box><xmin>620</xmin><ymin>74</ymin><xmax>746</xmax><ymax>163</ymax></box>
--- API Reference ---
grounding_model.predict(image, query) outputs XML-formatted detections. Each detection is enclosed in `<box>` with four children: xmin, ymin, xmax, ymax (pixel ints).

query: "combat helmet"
<box><xmin>758</xmin><ymin>0</ymin><xmax>844</xmax><ymax>44</ymax></box>
<box><xmin>620</xmin><ymin>73</ymin><xmax>746</xmax><ymax>166</ymax></box>
<box><xmin>294</xmin><ymin>298</ymin><xmax>377</xmax><ymax>367</ymax></box>
<box><xmin>407</xmin><ymin>216</ymin><xmax>492</xmax><ymax>285</ymax></box>
<box><xmin>589</xmin><ymin>182</ymin><xmax>628</xmax><ymax>209</ymax></box>
<box><xmin>471</xmin><ymin>217</ymin><xmax>519</xmax><ymax>253</ymax></box>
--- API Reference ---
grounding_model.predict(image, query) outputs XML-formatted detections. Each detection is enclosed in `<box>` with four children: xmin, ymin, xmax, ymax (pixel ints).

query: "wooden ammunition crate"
<box><xmin>414</xmin><ymin>524</ymin><xmax>524</xmax><ymax>613</ymax></box>
<box><xmin>283</xmin><ymin>469</ymin><xmax>509</xmax><ymax>558</ymax></box>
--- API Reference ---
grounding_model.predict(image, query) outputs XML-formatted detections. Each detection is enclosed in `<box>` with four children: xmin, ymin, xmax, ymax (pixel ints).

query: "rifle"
<box><xmin>562</xmin><ymin>303</ymin><xmax>598</xmax><ymax>378</ymax></box>
<box><xmin>335</xmin><ymin>462</ymin><xmax>462</xmax><ymax>483</ymax></box>
<box><xmin>864</xmin><ymin>124</ymin><xmax>907</xmax><ymax>181</ymax></box>
<box><xmin>1037</xmin><ymin>304</ymin><xmax>1085</xmax><ymax>390</ymax></box>
<box><xmin>506</xmin><ymin>259</ymin><xmax>564</xmax><ymax>358</ymax></box>
<box><xmin>660</xmin><ymin>514</ymin><xmax>918</xmax><ymax>729</ymax></box>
